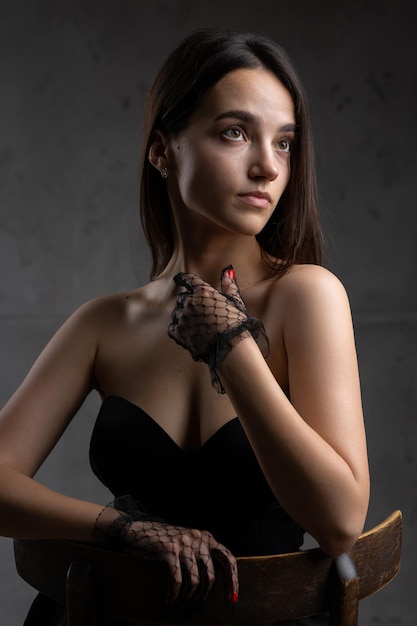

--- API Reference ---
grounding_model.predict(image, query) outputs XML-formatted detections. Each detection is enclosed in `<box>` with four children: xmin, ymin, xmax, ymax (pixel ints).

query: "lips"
<box><xmin>238</xmin><ymin>190</ymin><xmax>271</xmax><ymax>208</ymax></box>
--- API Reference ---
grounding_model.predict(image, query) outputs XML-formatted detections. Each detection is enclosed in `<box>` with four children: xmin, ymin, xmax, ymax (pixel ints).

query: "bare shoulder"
<box><xmin>267</xmin><ymin>264</ymin><xmax>351</xmax><ymax>322</ymax></box>
<box><xmin>275</xmin><ymin>264</ymin><xmax>348</xmax><ymax>302</ymax></box>
<box><xmin>265</xmin><ymin>264</ymin><xmax>354</xmax><ymax>350</ymax></box>
<box><xmin>14</xmin><ymin>289</ymin><xmax>145</xmax><ymax>384</ymax></box>
<box><xmin>65</xmin><ymin>285</ymin><xmax>151</xmax><ymax>332</ymax></box>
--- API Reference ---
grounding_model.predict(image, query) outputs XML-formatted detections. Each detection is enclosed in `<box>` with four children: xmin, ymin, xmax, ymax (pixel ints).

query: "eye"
<box><xmin>276</xmin><ymin>138</ymin><xmax>292</xmax><ymax>153</ymax></box>
<box><xmin>222</xmin><ymin>126</ymin><xmax>245</xmax><ymax>141</ymax></box>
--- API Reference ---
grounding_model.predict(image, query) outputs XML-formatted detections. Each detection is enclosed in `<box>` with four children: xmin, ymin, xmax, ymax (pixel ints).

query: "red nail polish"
<box><xmin>226</xmin><ymin>268</ymin><xmax>235</xmax><ymax>280</ymax></box>
<box><xmin>231</xmin><ymin>591</ymin><xmax>239</xmax><ymax>605</ymax></box>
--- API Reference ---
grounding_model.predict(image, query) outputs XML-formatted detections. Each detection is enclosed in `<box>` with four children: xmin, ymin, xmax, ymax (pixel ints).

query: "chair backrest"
<box><xmin>14</xmin><ymin>510</ymin><xmax>402</xmax><ymax>626</ymax></box>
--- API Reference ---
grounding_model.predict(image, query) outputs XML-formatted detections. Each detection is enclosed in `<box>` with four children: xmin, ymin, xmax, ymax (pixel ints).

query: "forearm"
<box><xmin>218</xmin><ymin>338</ymin><xmax>369</xmax><ymax>554</ymax></box>
<box><xmin>0</xmin><ymin>465</ymin><xmax>113</xmax><ymax>542</ymax></box>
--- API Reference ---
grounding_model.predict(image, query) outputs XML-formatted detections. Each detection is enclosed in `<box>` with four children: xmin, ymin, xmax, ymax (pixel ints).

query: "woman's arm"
<box><xmin>218</xmin><ymin>265</ymin><xmax>370</xmax><ymax>556</ymax></box>
<box><xmin>0</xmin><ymin>299</ymin><xmax>107</xmax><ymax>541</ymax></box>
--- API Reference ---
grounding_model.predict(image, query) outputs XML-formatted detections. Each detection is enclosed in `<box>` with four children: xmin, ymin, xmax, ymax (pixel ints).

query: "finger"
<box><xmin>173</xmin><ymin>272</ymin><xmax>207</xmax><ymax>292</ymax></box>
<box><xmin>211</xmin><ymin>545</ymin><xmax>240</xmax><ymax>608</ymax></box>
<box><xmin>177</xmin><ymin>551</ymin><xmax>201</xmax><ymax>604</ymax></box>
<box><xmin>176</xmin><ymin>559</ymin><xmax>193</xmax><ymax>604</ymax></box>
<box><xmin>220</xmin><ymin>265</ymin><xmax>236</xmax><ymax>294</ymax></box>
<box><xmin>176</xmin><ymin>290</ymin><xmax>190</xmax><ymax>307</ymax></box>
<box><xmin>168</xmin><ymin>288</ymin><xmax>190</xmax><ymax>334</ymax></box>
<box><xmin>173</xmin><ymin>272</ymin><xmax>194</xmax><ymax>292</ymax></box>
<box><xmin>164</xmin><ymin>550</ymin><xmax>183</xmax><ymax>605</ymax></box>
<box><xmin>191</xmin><ymin>558</ymin><xmax>212</xmax><ymax>606</ymax></box>
<box><xmin>220</xmin><ymin>267</ymin><xmax>246</xmax><ymax>312</ymax></box>
<box><xmin>196</xmin><ymin>534</ymin><xmax>217</xmax><ymax>597</ymax></box>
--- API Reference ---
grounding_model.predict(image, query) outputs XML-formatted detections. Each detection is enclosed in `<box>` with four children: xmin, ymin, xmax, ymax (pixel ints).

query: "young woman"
<box><xmin>0</xmin><ymin>28</ymin><xmax>369</xmax><ymax>624</ymax></box>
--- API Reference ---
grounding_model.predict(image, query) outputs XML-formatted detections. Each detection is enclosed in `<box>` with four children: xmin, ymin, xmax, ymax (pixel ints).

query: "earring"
<box><xmin>160</xmin><ymin>167</ymin><xmax>168</xmax><ymax>180</ymax></box>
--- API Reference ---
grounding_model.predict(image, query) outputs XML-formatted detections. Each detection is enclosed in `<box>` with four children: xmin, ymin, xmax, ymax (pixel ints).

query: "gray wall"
<box><xmin>1</xmin><ymin>1</ymin><xmax>416</xmax><ymax>623</ymax></box>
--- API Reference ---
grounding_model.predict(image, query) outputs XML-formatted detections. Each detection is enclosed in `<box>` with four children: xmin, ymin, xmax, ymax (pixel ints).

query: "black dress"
<box><xmin>24</xmin><ymin>396</ymin><xmax>327</xmax><ymax>625</ymax></box>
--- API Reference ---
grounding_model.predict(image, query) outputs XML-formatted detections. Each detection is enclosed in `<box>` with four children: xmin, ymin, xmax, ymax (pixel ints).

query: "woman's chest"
<box><xmin>93</xmin><ymin>297</ymin><xmax>288</xmax><ymax>451</ymax></box>
<box><xmin>94</xmin><ymin>317</ymin><xmax>237</xmax><ymax>450</ymax></box>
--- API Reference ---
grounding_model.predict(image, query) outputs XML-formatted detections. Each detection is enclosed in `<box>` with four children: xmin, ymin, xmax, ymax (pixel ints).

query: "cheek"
<box><xmin>176</xmin><ymin>150</ymin><xmax>233</xmax><ymax>203</ymax></box>
<box><xmin>171</xmin><ymin>149</ymin><xmax>199</xmax><ymax>203</ymax></box>
<box><xmin>285</xmin><ymin>163</ymin><xmax>291</xmax><ymax>187</ymax></box>
<box><xmin>279</xmin><ymin>156</ymin><xmax>291</xmax><ymax>188</ymax></box>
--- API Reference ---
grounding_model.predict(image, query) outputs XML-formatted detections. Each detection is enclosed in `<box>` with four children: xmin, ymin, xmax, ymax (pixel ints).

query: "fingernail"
<box><xmin>226</xmin><ymin>268</ymin><xmax>235</xmax><ymax>280</ymax></box>
<box><xmin>230</xmin><ymin>591</ymin><xmax>239</xmax><ymax>605</ymax></box>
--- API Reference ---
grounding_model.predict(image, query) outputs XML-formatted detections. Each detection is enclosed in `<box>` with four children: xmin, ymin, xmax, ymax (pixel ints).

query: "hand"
<box><xmin>168</xmin><ymin>266</ymin><xmax>269</xmax><ymax>392</ymax></box>
<box><xmin>168</xmin><ymin>266</ymin><xmax>249</xmax><ymax>362</ymax></box>
<box><xmin>125</xmin><ymin>519</ymin><xmax>239</xmax><ymax>605</ymax></box>
<box><xmin>92</xmin><ymin>498</ymin><xmax>239</xmax><ymax>606</ymax></box>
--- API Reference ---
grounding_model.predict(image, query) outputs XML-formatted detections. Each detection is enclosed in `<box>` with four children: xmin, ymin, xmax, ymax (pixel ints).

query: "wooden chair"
<box><xmin>14</xmin><ymin>510</ymin><xmax>402</xmax><ymax>626</ymax></box>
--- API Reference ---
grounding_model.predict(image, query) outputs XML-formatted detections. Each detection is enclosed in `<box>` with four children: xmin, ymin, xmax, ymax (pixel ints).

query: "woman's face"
<box><xmin>165</xmin><ymin>67</ymin><xmax>296</xmax><ymax>238</ymax></box>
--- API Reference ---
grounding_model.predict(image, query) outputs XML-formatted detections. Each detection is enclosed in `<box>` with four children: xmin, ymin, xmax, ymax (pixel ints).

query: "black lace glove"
<box><xmin>168</xmin><ymin>265</ymin><xmax>270</xmax><ymax>392</ymax></box>
<box><xmin>92</xmin><ymin>496</ymin><xmax>239</xmax><ymax>606</ymax></box>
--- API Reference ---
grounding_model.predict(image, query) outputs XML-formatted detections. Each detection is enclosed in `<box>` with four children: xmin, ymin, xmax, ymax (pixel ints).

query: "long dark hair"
<box><xmin>140</xmin><ymin>28</ymin><xmax>323</xmax><ymax>279</ymax></box>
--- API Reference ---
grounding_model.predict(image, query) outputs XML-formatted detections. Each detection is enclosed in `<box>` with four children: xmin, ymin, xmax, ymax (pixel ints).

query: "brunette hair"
<box><xmin>140</xmin><ymin>28</ymin><xmax>323</xmax><ymax>279</ymax></box>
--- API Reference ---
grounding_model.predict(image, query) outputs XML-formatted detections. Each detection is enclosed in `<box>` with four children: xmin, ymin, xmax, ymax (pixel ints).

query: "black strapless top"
<box><xmin>89</xmin><ymin>395</ymin><xmax>304</xmax><ymax>557</ymax></box>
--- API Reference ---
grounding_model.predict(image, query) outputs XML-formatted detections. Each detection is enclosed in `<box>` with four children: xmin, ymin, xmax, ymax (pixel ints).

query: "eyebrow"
<box><xmin>214</xmin><ymin>110</ymin><xmax>296</xmax><ymax>133</ymax></box>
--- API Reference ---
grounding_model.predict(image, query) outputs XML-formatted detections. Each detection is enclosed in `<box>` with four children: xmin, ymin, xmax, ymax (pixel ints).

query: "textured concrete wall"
<box><xmin>1</xmin><ymin>1</ymin><xmax>416</xmax><ymax>623</ymax></box>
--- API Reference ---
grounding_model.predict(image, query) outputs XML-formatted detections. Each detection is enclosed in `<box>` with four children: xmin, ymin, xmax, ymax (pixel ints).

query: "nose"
<box><xmin>248</xmin><ymin>144</ymin><xmax>279</xmax><ymax>181</ymax></box>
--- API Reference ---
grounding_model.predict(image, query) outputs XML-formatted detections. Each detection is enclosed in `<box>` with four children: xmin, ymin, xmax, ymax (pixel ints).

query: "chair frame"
<box><xmin>14</xmin><ymin>510</ymin><xmax>402</xmax><ymax>626</ymax></box>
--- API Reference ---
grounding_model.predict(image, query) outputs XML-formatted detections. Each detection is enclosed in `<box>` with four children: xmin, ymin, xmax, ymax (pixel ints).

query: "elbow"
<box><xmin>315</xmin><ymin>489</ymin><xmax>369</xmax><ymax>557</ymax></box>
<box><xmin>319</xmin><ymin>536</ymin><xmax>357</xmax><ymax>557</ymax></box>
<box><xmin>316</xmin><ymin>519</ymin><xmax>365</xmax><ymax>557</ymax></box>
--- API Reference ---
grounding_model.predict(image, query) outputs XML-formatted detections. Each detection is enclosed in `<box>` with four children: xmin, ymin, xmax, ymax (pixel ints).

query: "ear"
<box><xmin>148</xmin><ymin>130</ymin><xmax>170</xmax><ymax>174</ymax></box>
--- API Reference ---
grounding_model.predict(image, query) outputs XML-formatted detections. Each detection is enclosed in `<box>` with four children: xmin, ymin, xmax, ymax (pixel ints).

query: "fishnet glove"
<box><xmin>168</xmin><ymin>265</ymin><xmax>269</xmax><ymax>392</ymax></box>
<box><xmin>92</xmin><ymin>496</ymin><xmax>239</xmax><ymax>606</ymax></box>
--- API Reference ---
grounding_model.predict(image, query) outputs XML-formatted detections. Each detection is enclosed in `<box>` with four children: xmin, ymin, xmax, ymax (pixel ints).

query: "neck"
<box><xmin>158</xmin><ymin>233</ymin><xmax>268</xmax><ymax>291</ymax></box>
